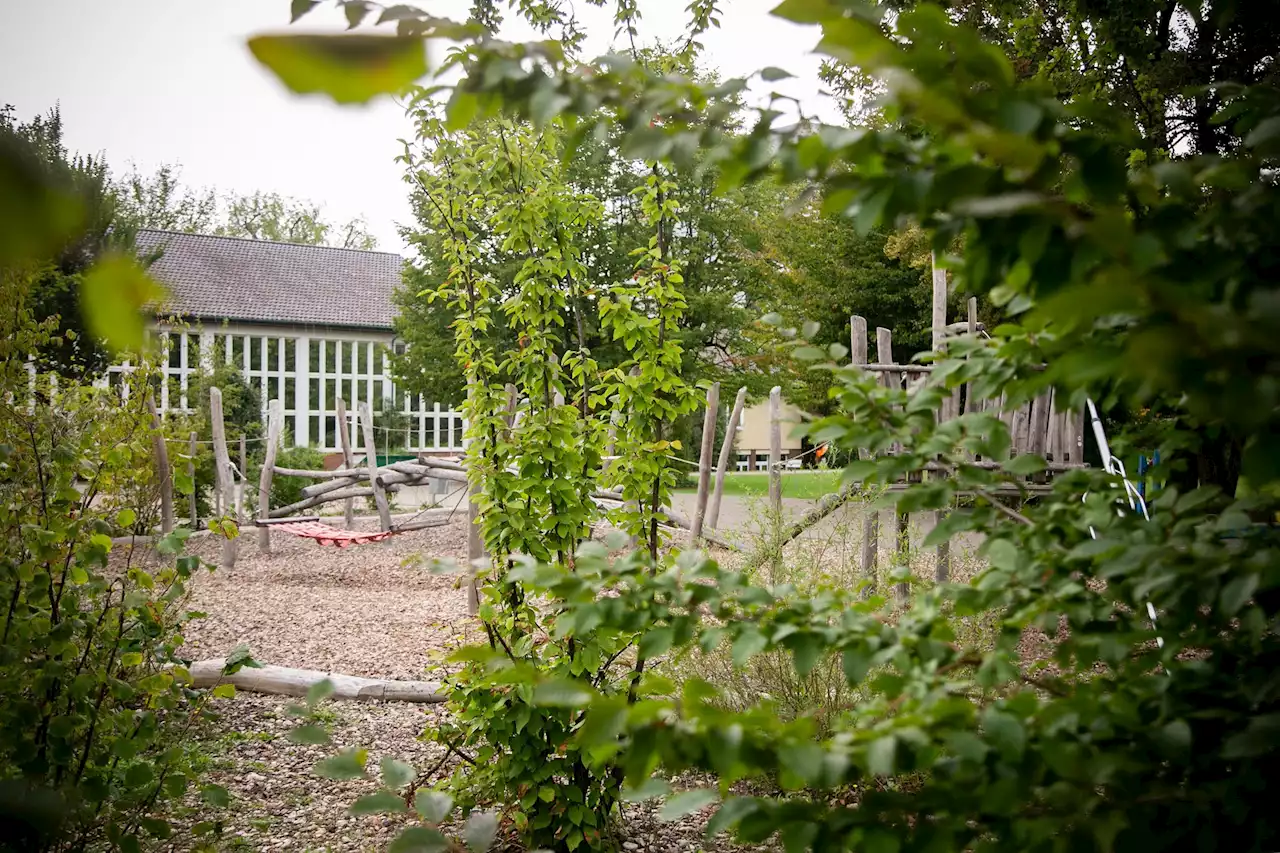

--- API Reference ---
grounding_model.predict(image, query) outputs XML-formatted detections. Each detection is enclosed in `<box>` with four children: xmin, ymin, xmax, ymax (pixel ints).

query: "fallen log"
<box><xmin>187</xmin><ymin>658</ymin><xmax>446</xmax><ymax>704</ymax></box>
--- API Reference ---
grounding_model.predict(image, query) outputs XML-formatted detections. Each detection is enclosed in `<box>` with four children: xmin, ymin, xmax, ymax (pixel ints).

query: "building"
<box><xmin>131</xmin><ymin>229</ymin><xmax>464</xmax><ymax>454</ymax></box>
<box><xmin>734</xmin><ymin>397</ymin><xmax>806</xmax><ymax>470</ymax></box>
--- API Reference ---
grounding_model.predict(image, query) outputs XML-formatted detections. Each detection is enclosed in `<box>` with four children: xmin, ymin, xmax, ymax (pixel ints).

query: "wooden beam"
<box><xmin>768</xmin><ymin>386</ymin><xmax>783</xmax><ymax>577</ymax></box>
<box><xmin>209</xmin><ymin>387</ymin><xmax>237</xmax><ymax>570</ymax></box>
<box><xmin>187</xmin><ymin>658</ymin><xmax>445</xmax><ymax>704</ymax></box>
<box><xmin>359</xmin><ymin>402</ymin><xmax>392</xmax><ymax>531</ymax></box>
<box><xmin>274</xmin><ymin>465</ymin><xmax>370</xmax><ymax>480</ymax></box>
<box><xmin>335</xmin><ymin>397</ymin><xmax>356</xmax><ymax>529</ymax></box>
<box><xmin>258</xmin><ymin>399</ymin><xmax>282</xmax><ymax>552</ymax></box>
<box><xmin>707</xmin><ymin>386</ymin><xmax>747</xmax><ymax>530</ymax></box>
<box><xmin>691</xmin><ymin>382</ymin><xmax>720</xmax><ymax>542</ymax></box>
<box><xmin>852</xmin><ymin>315</ymin><xmax>877</xmax><ymax>592</ymax></box>
<box><xmin>146</xmin><ymin>394</ymin><xmax>174</xmax><ymax>535</ymax></box>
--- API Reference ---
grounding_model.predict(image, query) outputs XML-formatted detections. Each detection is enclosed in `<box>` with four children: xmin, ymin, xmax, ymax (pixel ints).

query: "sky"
<box><xmin>1</xmin><ymin>0</ymin><xmax>836</xmax><ymax>254</ymax></box>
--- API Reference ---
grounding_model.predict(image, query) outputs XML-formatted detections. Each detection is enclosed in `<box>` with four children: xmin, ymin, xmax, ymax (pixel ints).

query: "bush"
<box><xmin>269</xmin><ymin>445</ymin><xmax>329</xmax><ymax>511</ymax></box>
<box><xmin>0</xmin><ymin>278</ymin><xmax>224</xmax><ymax>850</ymax></box>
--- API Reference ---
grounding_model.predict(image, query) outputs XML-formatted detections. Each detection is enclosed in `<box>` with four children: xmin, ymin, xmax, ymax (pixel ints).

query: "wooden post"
<box><xmin>209</xmin><ymin>387</ymin><xmax>237</xmax><ymax>570</ymax></box>
<box><xmin>930</xmin><ymin>264</ymin><xmax>954</xmax><ymax>583</ymax></box>
<box><xmin>335</xmin><ymin>397</ymin><xmax>356</xmax><ymax>529</ymax></box>
<box><xmin>237</xmin><ymin>434</ymin><xmax>247</xmax><ymax>524</ymax></box>
<box><xmin>146</xmin><ymin>394</ymin><xmax>174</xmax><ymax>535</ymax></box>
<box><xmin>188</xmin><ymin>431</ymin><xmax>198</xmax><ymax>529</ymax></box>
<box><xmin>768</xmin><ymin>386</ymin><xmax>783</xmax><ymax>576</ymax></box>
<box><xmin>691</xmin><ymin>383</ymin><xmax>720</xmax><ymax>542</ymax></box>
<box><xmin>257</xmin><ymin>399</ymin><xmax>282</xmax><ymax>552</ymax></box>
<box><xmin>359</xmin><ymin>402</ymin><xmax>392</xmax><ymax>531</ymax></box>
<box><xmin>851</xmin><ymin>316</ymin><xmax>878</xmax><ymax>588</ymax></box>
<box><xmin>708</xmin><ymin>386</ymin><xmax>747</xmax><ymax>530</ymax></box>
<box><xmin>963</xmin><ymin>297</ymin><xmax>979</xmax><ymax>415</ymax></box>
<box><xmin>464</xmin><ymin>384</ymin><xmax>484</xmax><ymax>616</ymax></box>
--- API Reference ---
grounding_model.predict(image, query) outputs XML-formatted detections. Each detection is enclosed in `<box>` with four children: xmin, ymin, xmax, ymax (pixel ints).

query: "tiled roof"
<box><xmin>136</xmin><ymin>229</ymin><xmax>402</xmax><ymax>331</ymax></box>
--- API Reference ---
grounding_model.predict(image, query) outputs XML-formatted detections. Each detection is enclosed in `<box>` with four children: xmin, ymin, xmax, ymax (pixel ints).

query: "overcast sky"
<box><xmin>2</xmin><ymin>0</ymin><xmax>835</xmax><ymax>254</ymax></box>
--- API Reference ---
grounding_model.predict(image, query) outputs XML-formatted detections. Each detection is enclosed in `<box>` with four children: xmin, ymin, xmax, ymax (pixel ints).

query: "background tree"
<box><xmin>114</xmin><ymin>163</ymin><xmax>218</xmax><ymax>233</ymax></box>
<box><xmin>1</xmin><ymin>103</ymin><xmax>128</xmax><ymax>378</ymax></box>
<box><xmin>217</xmin><ymin>190</ymin><xmax>377</xmax><ymax>249</ymax></box>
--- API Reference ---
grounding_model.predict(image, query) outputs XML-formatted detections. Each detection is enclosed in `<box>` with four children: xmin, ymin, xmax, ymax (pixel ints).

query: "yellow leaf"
<box><xmin>80</xmin><ymin>254</ymin><xmax>164</xmax><ymax>355</ymax></box>
<box><xmin>248</xmin><ymin>34</ymin><xmax>428</xmax><ymax>105</ymax></box>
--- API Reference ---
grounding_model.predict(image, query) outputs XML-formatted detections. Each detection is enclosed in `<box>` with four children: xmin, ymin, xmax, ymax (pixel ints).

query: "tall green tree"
<box><xmin>217</xmin><ymin>190</ymin><xmax>378</xmax><ymax>249</ymax></box>
<box><xmin>114</xmin><ymin>163</ymin><xmax>218</xmax><ymax>234</ymax></box>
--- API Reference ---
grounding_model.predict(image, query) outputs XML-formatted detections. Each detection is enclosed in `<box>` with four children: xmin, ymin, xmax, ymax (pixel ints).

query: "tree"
<box><xmin>0</xmin><ymin>103</ymin><xmax>128</xmax><ymax>378</ymax></box>
<box><xmin>257</xmin><ymin>2</ymin><xmax>1280</xmax><ymax>851</ymax></box>
<box><xmin>114</xmin><ymin>163</ymin><xmax>218</xmax><ymax>234</ymax></box>
<box><xmin>218</xmin><ymin>190</ymin><xmax>377</xmax><ymax>249</ymax></box>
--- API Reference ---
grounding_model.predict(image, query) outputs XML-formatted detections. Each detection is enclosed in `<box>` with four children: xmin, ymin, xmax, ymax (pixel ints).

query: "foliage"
<box><xmin>114</xmin><ymin>164</ymin><xmax>219</xmax><ymax>235</ymax></box>
<box><xmin>269</xmin><ymin>446</ymin><xmax>329</xmax><ymax>510</ymax></box>
<box><xmin>217</xmin><ymin>190</ymin><xmax>377</xmax><ymax>250</ymax></box>
<box><xmin>0</xmin><ymin>270</ymin><xmax>230</xmax><ymax>851</ymax></box>
<box><xmin>255</xmin><ymin>0</ymin><xmax>1280</xmax><ymax>850</ymax></box>
<box><xmin>0</xmin><ymin>104</ymin><xmax>132</xmax><ymax>378</ymax></box>
<box><xmin>180</xmin><ymin>357</ymin><xmax>263</xmax><ymax>519</ymax></box>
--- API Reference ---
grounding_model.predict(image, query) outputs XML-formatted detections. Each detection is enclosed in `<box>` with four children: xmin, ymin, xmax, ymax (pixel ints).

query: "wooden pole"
<box><xmin>768</xmin><ymin>386</ymin><xmax>783</xmax><ymax>576</ymax></box>
<box><xmin>188</xmin><ymin>431</ymin><xmax>198</xmax><ymax>529</ymax></box>
<box><xmin>963</xmin><ymin>297</ymin><xmax>979</xmax><ymax>415</ymax></box>
<box><xmin>237</xmin><ymin>434</ymin><xmax>247</xmax><ymax>524</ymax></box>
<box><xmin>707</xmin><ymin>386</ymin><xmax>747</xmax><ymax>530</ymax></box>
<box><xmin>931</xmin><ymin>252</ymin><xmax>948</xmax><ymax>352</ymax></box>
<box><xmin>257</xmin><ymin>399</ymin><xmax>282</xmax><ymax>552</ymax></box>
<box><xmin>931</xmin><ymin>263</ymin><xmax>953</xmax><ymax>584</ymax></box>
<box><xmin>146</xmin><ymin>394</ymin><xmax>174</xmax><ymax>535</ymax></box>
<box><xmin>359</xmin><ymin>402</ymin><xmax>392</xmax><ymax>531</ymax></box>
<box><xmin>852</xmin><ymin>316</ymin><xmax>878</xmax><ymax>590</ymax></box>
<box><xmin>894</xmin><ymin>506</ymin><xmax>910</xmax><ymax>605</ymax></box>
<box><xmin>691</xmin><ymin>382</ymin><xmax>720</xmax><ymax>542</ymax></box>
<box><xmin>209</xmin><ymin>387</ymin><xmax>237</xmax><ymax>570</ymax></box>
<box><xmin>335</xmin><ymin>397</ymin><xmax>356</xmax><ymax>529</ymax></box>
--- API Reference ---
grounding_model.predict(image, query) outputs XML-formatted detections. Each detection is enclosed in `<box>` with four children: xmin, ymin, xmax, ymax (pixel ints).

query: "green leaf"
<box><xmin>638</xmin><ymin>626</ymin><xmax>674</xmax><ymax>659</ymax></box>
<box><xmin>139</xmin><ymin>817</ymin><xmax>171</xmax><ymax>839</ymax></box>
<box><xmin>248</xmin><ymin>35</ymin><xmax>428</xmax><ymax>105</ymax></box>
<box><xmin>81</xmin><ymin>254</ymin><xmax>164</xmax><ymax>355</ymax></box>
<box><xmin>621</xmin><ymin>776</ymin><xmax>671</xmax><ymax>802</ymax></box>
<box><xmin>1222</xmin><ymin>714</ymin><xmax>1280</xmax><ymax>759</ymax></box>
<box><xmin>116</xmin><ymin>508</ymin><xmax>137</xmax><ymax>529</ymax></box>
<box><xmin>351</xmin><ymin>791</ymin><xmax>408</xmax><ymax>815</ymax></box>
<box><xmin>778</xmin><ymin>743</ymin><xmax>824</xmax><ymax>784</ymax></box>
<box><xmin>288</xmin><ymin>725</ymin><xmax>331</xmax><ymax>746</ymax></box>
<box><xmin>463</xmin><ymin>810</ymin><xmax>499</xmax><ymax>852</ymax></box>
<box><xmin>761</xmin><ymin>67</ymin><xmax>795</xmax><ymax>82</ymax></box>
<box><xmin>414</xmin><ymin>790</ymin><xmax>453</xmax><ymax>823</ymax></box>
<box><xmin>1004</xmin><ymin>454</ymin><xmax>1046</xmax><ymax>475</ymax></box>
<box><xmin>306</xmin><ymin>678</ymin><xmax>335</xmax><ymax>707</ymax></box>
<box><xmin>982</xmin><ymin>709</ymin><xmax>1026</xmax><ymax>759</ymax></box>
<box><xmin>706</xmin><ymin>796</ymin><xmax>760</xmax><ymax>836</ymax></box>
<box><xmin>0</xmin><ymin>140</ymin><xmax>83</xmax><ymax>267</ymax></box>
<box><xmin>1219</xmin><ymin>573</ymin><xmax>1258</xmax><ymax>617</ymax></box>
<box><xmin>865</xmin><ymin>735</ymin><xmax>896</xmax><ymax>776</ymax></box>
<box><xmin>732</xmin><ymin>627</ymin><xmax>768</xmax><ymax>666</ymax></box>
<box><xmin>771</xmin><ymin>0</ymin><xmax>841</xmax><ymax>24</ymax></box>
<box><xmin>212</xmin><ymin>683</ymin><xmax>236</xmax><ymax>699</ymax></box>
<box><xmin>290</xmin><ymin>0</ymin><xmax>320</xmax><ymax>22</ymax></box>
<box><xmin>792</xmin><ymin>346</ymin><xmax>825</xmax><ymax>361</ymax></box>
<box><xmin>532</xmin><ymin>678</ymin><xmax>594</xmax><ymax>707</ymax></box>
<box><xmin>659</xmin><ymin>788</ymin><xmax>719</xmax><ymax>821</ymax></box>
<box><xmin>315</xmin><ymin>748</ymin><xmax>368</xmax><ymax>780</ymax></box>
<box><xmin>389</xmin><ymin>826</ymin><xmax>451</xmax><ymax>853</ymax></box>
<box><xmin>124</xmin><ymin>763</ymin><xmax>154</xmax><ymax>788</ymax></box>
<box><xmin>381</xmin><ymin>756</ymin><xmax>415</xmax><ymax>790</ymax></box>
<box><xmin>200</xmin><ymin>784</ymin><xmax>231</xmax><ymax>808</ymax></box>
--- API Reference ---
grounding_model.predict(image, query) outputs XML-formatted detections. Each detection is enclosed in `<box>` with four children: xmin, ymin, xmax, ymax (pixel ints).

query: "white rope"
<box><xmin>1084</xmin><ymin>398</ymin><xmax>1163</xmax><ymax>654</ymax></box>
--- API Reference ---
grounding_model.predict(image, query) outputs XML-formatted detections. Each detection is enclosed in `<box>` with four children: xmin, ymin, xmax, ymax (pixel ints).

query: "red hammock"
<box><xmin>270</xmin><ymin>520</ymin><xmax>398</xmax><ymax>548</ymax></box>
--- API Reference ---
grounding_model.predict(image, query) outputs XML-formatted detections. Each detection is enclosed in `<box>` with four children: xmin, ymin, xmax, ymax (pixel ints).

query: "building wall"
<box><xmin>734</xmin><ymin>397</ymin><xmax>805</xmax><ymax>470</ymax></box>
<box><xmin>116</xmin><ymin>321</ymin><xmax>466</xmax><ymax>454</ymax></box>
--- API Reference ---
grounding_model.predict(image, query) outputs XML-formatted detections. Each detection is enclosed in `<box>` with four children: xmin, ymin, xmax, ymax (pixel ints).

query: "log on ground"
<box><xmin>187</xmin><ymin>658</ymin><xmax>445</xmax><ymax>703</ymax></box>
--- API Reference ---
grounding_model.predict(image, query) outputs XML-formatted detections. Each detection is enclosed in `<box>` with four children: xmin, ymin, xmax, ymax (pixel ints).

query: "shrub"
<box><xmin>0</xmin><ymin>274</ymin><xmax>226</xmax><ymax>850</ymax></box>
<box><xmin>268</xmin><ymin>445</ymin><xmax>328</xmax><ymax>511</ymax></box>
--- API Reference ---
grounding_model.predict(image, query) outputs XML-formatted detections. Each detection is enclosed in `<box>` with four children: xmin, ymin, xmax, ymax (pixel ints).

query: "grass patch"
<box><xmin>678</xmin><ymin>470</ymin><xmax>842</xmax><ymax>500</ymax></box>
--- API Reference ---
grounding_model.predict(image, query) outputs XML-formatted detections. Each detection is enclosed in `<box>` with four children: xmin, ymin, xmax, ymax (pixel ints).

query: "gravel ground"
<box><xmin>132</xmin><ymin>517</ymin><xmax>762</xmax><ymax>853</ymax></box>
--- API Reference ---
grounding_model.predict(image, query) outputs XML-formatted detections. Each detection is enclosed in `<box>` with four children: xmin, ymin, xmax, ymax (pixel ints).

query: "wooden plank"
<box><xmin>335</xmin><ymin>397</ymin><xmax>356</xmax><ymax>529</ymax></box>
<box><xmin>187</xmin><ymin>658</ymin><xmax>444</xmax><ymax>704</ymax></box>
<box><xmin>691</xmin><ymin>382</ymin><xmax>720</xmax><ymax>542</ymax></box>
<box><xmin>300</xmin><ymin>475</ymin><xmax>363</xmax><ymax>499</ymax></box>
<box><xmin>876</xmin><ymin>329</ymin><xmax>901</xmax><ymax>456</ymax></box>
<box><xmin>963</xmin><ymin>297</ymin><xmax>979</xmax><ymax>415</ymax></box>
<box><xmin>146</xmin><ymin>394</ymin><xmax>174</xmax><ymax>535</ymax></box>
<box><xmin>209</xmin><ymin>387</ymin><xmax>237</xmax><ymax>570</ymax></box>
<box><xmin>1028</xmin><ymin>392</ymin><xmax>1050</xmax><ymax>458</ymax></box>
<box><xmin>188</xmin><ymin>431</ymin><xmax>198</xmax><ymax>529</ymax></box>
<box><xmin>708</xmin><ymin>386</ymin><xmax>748</xmax><ymax>530</ymax></box>
<box><xmin>254</xmin><ymin>516</ymin><xmax>321</xmax><ymax>525</ymax></box>
<box><xmin>257</xmin><ymin>399</ymin><xmax>282</xmax><ymax>551</ymax></box>
<box><xmin>861</xmin><ymin>363</ymin><xmax>933</xmax><ymax>374</ymax></box>
<box><xmin>931</xmin><ymin>252</ymin><xmax>948</xmax><ymax>351</ymax></box>
<box><xmin>359</xmin><ymin>402</ymin><xmax>392</xmax><ymax>531</ymax></box>
<box><xmin>894</xmin><ymin>503</ymin><xmax>910</xmax><ymax>605</ymax></box>
<box><xmin>850</xmin><ymin>315</ymin><xmax>868</xmax><ymax>366</ymax></box>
